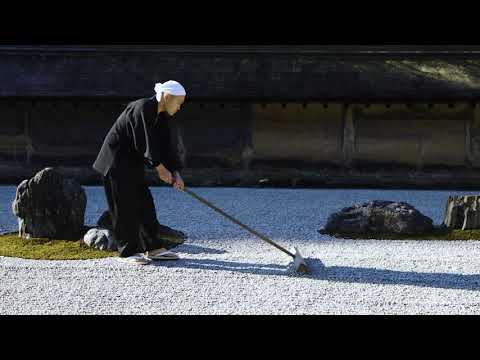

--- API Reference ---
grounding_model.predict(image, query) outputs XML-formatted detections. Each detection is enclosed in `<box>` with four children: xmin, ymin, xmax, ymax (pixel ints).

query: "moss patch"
<box><xmin>0</xmin><ymin>233</ymin><xmax>118</xmax><ymax>260</ymax></box>
<box><xmin>323</xmin><ymin>227</ymin><xmax>480</xmax><ymax>241</ymax></box>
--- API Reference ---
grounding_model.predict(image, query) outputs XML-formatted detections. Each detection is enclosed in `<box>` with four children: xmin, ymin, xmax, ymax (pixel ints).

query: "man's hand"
<box><xmin>172</xmin><ymin>171</ymin><xmax>185</xmax><ymax>191</ymax></box>
<box><xmin>156</xmin><ymin>164</ymin><xmax>173</xmax><ymax>184</ymax></box>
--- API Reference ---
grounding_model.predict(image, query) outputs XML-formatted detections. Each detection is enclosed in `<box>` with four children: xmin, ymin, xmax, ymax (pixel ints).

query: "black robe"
<box><xmin>92</xmin><ymin>96</ymin><xmax>184</xmax><ymax>257</ymax></box>
<box><xmin>93</xmin><ymin>95</ymin><xmax>183</xmax><ymax>178</ymax></box>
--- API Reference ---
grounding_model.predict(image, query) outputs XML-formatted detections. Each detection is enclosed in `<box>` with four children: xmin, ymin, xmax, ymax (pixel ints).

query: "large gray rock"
<box><xmin>319</xmin><ymin>200</ymin><xmax>434</xmax><ymax>235</ymax></box>
<box><xmin>11</xmin><ymin>167</ymin><xmax>87</xmax><ymax>240</ymax></box>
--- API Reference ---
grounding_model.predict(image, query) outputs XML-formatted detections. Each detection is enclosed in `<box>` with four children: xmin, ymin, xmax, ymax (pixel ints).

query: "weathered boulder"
<box><xmin>11</xmin><ymin>167</ymin><xmax>87</xmax><ymax>240</ymax></box>
<box><xmin>443</xmin><ymin>195</ymin><xmax>480</xmax><ymax>230</ymax></box>
<box><xmin>83</xmin><ymin>228</ymin><xmax>117</xmax><ymax>251</ymax></box>
<box><xmin>319</xmin><ymin>200</ymin><xmax>434</xmax><ymax>236</ymax></box>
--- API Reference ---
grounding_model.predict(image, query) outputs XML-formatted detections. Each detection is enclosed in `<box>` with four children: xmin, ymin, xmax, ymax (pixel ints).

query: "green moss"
<box><xmin>0</xmin><ymin>234</ymin><xmax>118</xmax><ymax>260</ymax></box>
<box><xmin>325</xmin><ymin>228</ymin><xmax>480</xmax><ymax>241</ymax></box>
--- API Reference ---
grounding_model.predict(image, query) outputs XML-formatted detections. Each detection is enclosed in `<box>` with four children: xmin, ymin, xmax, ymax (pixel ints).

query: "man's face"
<box><xmin>165</xmin><ymin>94</ymin><xmax>186</xmax><ymax>116</ymax></box>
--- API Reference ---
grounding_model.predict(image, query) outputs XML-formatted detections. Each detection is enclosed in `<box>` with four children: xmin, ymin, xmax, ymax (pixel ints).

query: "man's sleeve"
<box><xmin>127</xmin><ymin>106</ymin><xmax>163</xmax><ymax>168</ymax></box>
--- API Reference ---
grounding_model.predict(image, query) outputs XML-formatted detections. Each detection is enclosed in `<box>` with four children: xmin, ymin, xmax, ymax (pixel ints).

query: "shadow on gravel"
<box><xmin>151</xmin><ymin>258</ymin><xmax>291</xmax><ymax>276</ymax></box>
<box><xmin>175</xmin><ymin>244</ymin><xmax>227</xmax><ymax>255</ymax></box>
<box><xmin>325</xmin><ymin>265</ymin><xmax>480</xmax><ymax>291</ymax></box>
<box><xmin>152</xmin><ymin>257</ymin><xmax>480</xmax><ymax>290</ymax></box>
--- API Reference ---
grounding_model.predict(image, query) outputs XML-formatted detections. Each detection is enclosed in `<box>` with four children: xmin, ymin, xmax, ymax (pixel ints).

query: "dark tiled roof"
<box><xmin>1</xmin><ymin>46</ymin><xmax>480</xmax><ymax>101</ymax></box>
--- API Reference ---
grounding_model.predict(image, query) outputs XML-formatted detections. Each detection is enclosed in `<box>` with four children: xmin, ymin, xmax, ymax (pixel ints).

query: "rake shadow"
<box><xmin>151</xmin><ymin>257</ymin><xmax>480</xmax><ymax>291</ymax></box>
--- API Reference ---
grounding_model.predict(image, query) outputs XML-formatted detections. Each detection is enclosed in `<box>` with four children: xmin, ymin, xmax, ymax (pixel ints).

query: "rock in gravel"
<box><xmin>83</xmin><ymin>227</ymin><xmax>117</xmax><ymax>251</ymax></box>
<box><xmin>11</xmin><ymin>167</ymin><xmax>86</xmax><ymax>240</ymax></box>
<box><xmin>319</xmin><ymin>200</ymin><xmax>434</xmax><ymax>235</ymax></box>
<box><xmin>443</xmin><ymin>195</ymin><xmax>480</xmax><ymax>230</ymax></box>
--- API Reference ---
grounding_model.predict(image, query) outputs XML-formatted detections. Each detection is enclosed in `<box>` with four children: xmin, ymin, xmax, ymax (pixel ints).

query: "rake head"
<box><xmin>292</xmin><ymin>246</ymin><xmax>309</xmax><ymax>274</ymax></box>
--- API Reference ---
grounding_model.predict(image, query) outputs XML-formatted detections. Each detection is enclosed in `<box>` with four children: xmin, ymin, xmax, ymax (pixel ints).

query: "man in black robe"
<box><xmin>92</xmin><ymin>81</ymin><xmax>187</xmax><ymax>265</ymax></box>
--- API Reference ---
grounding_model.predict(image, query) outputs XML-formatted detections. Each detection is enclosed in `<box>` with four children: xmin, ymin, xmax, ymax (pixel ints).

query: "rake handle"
<box><xmin>182</xmin><ymin>187</ymin><xmax>295</xmax><ymax>258</ymax></box>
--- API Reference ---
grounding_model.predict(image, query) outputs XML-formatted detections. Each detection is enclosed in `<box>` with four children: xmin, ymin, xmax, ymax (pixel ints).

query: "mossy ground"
<box><xmin>2</xmin><ymin>227</ymin><xmax>480</xmax><ymax>261</ymax></box>
<box><xmin>324</xmin><ymin>227</ymin><xmax>480</xmax><ymax>240</ymax></box>
<box><xmin>0</xmin><ymin>233</ymin><xmax>118</xmax><ymax>260</ymax></box>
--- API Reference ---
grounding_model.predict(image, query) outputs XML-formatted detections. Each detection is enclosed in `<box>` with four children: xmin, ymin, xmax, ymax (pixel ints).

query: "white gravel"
<box><xmin>1</xmin><ymin>186</ymin><xmax>480</xmax><ymax>315</ymax></box>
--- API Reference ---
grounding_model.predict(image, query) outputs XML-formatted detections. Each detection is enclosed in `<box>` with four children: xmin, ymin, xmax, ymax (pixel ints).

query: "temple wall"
<box><xmin>1</xmin><ymin>100</ymin><xmax>480</xmax><ymax>188</ymax></box>
<box><xmin>2</xmin><ymin>46</ymin><xmax>480</xmax><ymax>187</ymax></box>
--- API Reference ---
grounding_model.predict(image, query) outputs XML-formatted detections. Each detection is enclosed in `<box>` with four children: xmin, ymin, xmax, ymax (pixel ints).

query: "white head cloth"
<box><xmin>154</xmin><ymin>80</ymin><xmax>186</xmax><ymax>102</ymax></box>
